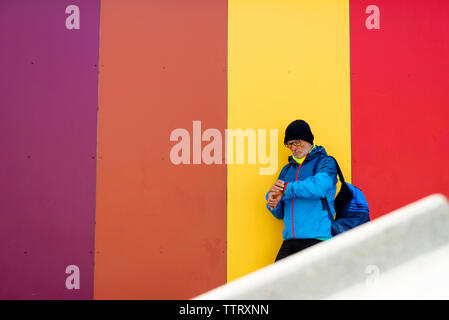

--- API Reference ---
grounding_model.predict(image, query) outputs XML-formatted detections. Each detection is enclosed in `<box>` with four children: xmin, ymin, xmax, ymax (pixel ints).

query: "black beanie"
<box><xmin>284</xmin><ymin>120</ymin><xmax>314</xmax><ymax>144</ymax></box>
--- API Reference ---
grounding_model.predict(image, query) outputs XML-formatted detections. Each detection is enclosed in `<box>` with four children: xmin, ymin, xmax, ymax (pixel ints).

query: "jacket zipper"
<box><xmin>291</xmin><ymin>154</ymin><xmax>307</xmax><ymax>239</ymax></box>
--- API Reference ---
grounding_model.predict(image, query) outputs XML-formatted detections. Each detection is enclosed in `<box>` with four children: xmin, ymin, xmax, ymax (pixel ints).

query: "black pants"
<box><xmin>275</xmin><ymin>239</ymin><xmax>323</xmax><ymax>262</ymax></box>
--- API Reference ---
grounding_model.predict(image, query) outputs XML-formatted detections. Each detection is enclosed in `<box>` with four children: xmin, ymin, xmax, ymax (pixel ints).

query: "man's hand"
<box><xmin>269</xmin><ymin>179</ymin><xmax>285</xmax><ymax>194</ymax></box>
<box><xmin>267</xmin><ymin>191</ymin><xmax>283</xmax><ymax>209</ymax></box>
<box><xmin>267</xmin><ymin>180</ymin><xmax>285</xmax><ymax>209</ymax></box>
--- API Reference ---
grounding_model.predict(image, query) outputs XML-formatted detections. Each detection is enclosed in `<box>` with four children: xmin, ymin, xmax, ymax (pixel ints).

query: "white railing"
<box><xmin>194</xmin><ymin>194</ymin><xmax>449</xmax><ymax>299</ymax></box>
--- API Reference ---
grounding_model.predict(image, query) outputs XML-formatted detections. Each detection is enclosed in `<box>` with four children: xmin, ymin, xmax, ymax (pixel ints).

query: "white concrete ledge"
<box><xmin>194</xmin><ymin>194</ymin><xmax>449</xmax><ymax>299</ymax></box>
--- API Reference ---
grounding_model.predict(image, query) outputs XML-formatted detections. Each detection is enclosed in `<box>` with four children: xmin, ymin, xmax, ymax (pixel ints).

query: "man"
<box><xmin>266</xmin><ymin>120</ymin><xmax>338</xmax><ymax>262</ymax></box>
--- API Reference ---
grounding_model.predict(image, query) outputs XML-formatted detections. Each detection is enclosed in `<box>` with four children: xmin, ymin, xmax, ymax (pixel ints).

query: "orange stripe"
<box><xmin>94</xmin><ymin>1</ymin><xmax>227</xmax><ymax>299</ymax></box>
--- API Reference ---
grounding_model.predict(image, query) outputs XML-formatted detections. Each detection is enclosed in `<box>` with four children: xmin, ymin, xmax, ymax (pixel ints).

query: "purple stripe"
<box><xmin>0</xmin><ymin>0</ymin><xmax>99</xmax><ymax>299</ymax></box>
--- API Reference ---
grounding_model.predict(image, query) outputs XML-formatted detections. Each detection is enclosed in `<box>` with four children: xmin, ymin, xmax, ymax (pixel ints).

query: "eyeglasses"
<box><xmin>284</xmin><ymin>140</ymin><xmax>301</xmax><ymax>148</ymax></box>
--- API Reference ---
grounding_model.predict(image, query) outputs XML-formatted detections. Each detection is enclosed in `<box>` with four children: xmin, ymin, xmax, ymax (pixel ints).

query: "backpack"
<box><xmin>313</xmin><ymin>155</ymin><xmax>370</xmax><ymax>236</ymax></box>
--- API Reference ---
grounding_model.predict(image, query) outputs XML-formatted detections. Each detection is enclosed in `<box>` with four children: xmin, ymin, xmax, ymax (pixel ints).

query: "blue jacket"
<box><xmin>266</xmin><ymin>146</ymin><xmax>337</xmax><ymax>239</ymax></box>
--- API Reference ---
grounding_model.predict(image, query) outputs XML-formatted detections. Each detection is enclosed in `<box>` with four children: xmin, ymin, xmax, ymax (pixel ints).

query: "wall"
<box><xmin>227</xmin><ymin>0</ymin><xmax>351</xmax><ymax>282</ymax></box>
<box><xmin>0</xmin><ymin>0</ymin><xmax>99</xmax><ymax>299</ymax></box>
<box><xmin>0</xmin><ymin>0</ymin><xmax>448</xmax><ymax>299</ymax></box>
<box><xmin>350</xmin><ymin>0</ymin><xmax>449</xmax><ymax>219</ymax></box>
<box><xmin>94</xmin><ymin>0</ymin><xmax>227</xmax><ymax>299</ymax></box>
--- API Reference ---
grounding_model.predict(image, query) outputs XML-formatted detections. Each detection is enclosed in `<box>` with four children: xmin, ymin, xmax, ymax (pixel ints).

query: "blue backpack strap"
<box><xmin>313</xmin><ymin>155</ymin><xmax>345</xmax><ymax>221</ymax></box>
<box><xmin>313</xmin><ymin>155</ymin><xmax>344</xmax><ymax>182</ymax></box>
<box><xmin>322</xmin><ymin>195</ymin><xmax>335</xmax><ymax>221</ymax></box>
<box><xmin>322</xmin><ymin>155</ymin><xmax>345</xmax><ymax>183</ymax></box>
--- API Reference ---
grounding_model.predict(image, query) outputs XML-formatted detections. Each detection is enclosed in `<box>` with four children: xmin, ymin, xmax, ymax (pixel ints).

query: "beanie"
<box><xmin>284</xmin><ymin>120</ymin><xmax>314</xmax><ymax>144</ymax></box>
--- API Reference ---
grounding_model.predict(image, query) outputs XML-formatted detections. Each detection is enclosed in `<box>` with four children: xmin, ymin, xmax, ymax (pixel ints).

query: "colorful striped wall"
<box><xmin>1</xmin><ymin>0</ymin><xmax>448</xmax><ymax>299</ymax></box>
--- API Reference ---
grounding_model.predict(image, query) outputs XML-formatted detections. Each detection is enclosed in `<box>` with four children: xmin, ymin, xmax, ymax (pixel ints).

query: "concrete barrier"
<box><xmin>194</xmin><ymin>194</ymin><xmax>449</xmax><ymax>299</ymax></box>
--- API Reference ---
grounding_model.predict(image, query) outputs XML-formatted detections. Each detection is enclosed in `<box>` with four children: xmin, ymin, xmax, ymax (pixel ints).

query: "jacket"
<box><xmin>265</xmin><ymin>145</ymin><xmax>338</xmax><ymax>239</ymax></box>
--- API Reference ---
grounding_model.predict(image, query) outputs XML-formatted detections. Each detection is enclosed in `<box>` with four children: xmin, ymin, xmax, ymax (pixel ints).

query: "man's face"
<box><xmin>285</xmin><ymin>139</ymin><xmax>308</xmax><ymax>159</ymax></box>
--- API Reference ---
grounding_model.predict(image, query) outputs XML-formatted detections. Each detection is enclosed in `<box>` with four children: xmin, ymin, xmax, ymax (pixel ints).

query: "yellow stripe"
<box><xmin>227</xmin><ymin>0</ymin><xmax>351</xmax><ymax>281</ymax></box>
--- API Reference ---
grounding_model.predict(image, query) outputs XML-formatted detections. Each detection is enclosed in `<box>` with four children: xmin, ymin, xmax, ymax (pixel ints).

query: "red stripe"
<box><xmin>350</xmin><ymin>0</ymin><xmax>449</xmax><ymax>219</ymax></box>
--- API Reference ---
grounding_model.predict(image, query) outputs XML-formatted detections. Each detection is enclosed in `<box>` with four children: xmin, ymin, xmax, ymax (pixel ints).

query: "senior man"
<box><xmin>266</xmin><ymin>120</ymin><xmax>338</xmax><ymax>262</ymax></box>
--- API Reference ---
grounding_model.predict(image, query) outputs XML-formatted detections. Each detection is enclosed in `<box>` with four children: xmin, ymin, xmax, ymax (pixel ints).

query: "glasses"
<box><xmin>284</xmin><ymin>140</ymin><xmax>301</xmax><ymax>148</ymax></box>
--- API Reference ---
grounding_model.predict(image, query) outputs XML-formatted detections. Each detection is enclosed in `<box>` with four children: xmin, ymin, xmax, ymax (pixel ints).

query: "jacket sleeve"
<box><xmin>282</xmin><ymin>156</ymin><xmax>337</xmax><ymax>200</ymax></box>
<box><xmin>265</xmin><ymin>191</ymin><xmax>284</xmax><ymax>219</ymax></box>
<box><xmin>264</xmin><ymin>165</ymin><xmax>288</xmax><ymax>219</ymax></box>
